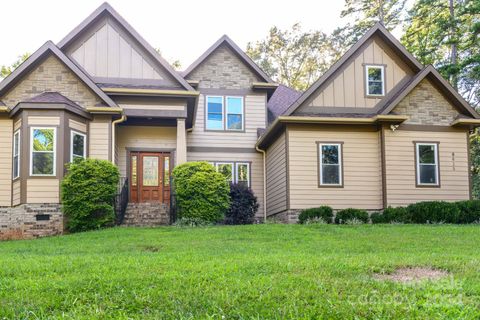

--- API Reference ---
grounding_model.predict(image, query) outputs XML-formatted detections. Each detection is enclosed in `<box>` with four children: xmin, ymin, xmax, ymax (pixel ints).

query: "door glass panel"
<box><xmin>164</xmin><ymin>156</ymin><xmax>170</xmax><ymax>186</ymax></box>
<box><xmin>131</xmin><ymin>155</ymin><xmax>137</xmax><ymax>186</ymax></box>
<box><xmin>143</xmin><ymin>156</ymin><xmax>159</xmax><ymax>186</ymax></box>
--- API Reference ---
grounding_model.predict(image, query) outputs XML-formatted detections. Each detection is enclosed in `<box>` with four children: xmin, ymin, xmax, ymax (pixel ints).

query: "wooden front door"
<box><xmin>130</xmin><ymin>152</ymin><xmax>171</xmax><ymax>203</ymax></box>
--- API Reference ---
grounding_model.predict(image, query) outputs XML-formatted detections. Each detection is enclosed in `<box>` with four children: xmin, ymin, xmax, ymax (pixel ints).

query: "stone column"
<box><xmin>176</xmin><ymin>118</ymin><xmax>187</xmax><ymax>165</ymax></box>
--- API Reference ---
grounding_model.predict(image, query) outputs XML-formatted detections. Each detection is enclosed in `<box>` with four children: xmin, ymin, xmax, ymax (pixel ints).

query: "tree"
<box><xmin>333</xmin><ymin>0</ymin><xmax>408</xmax><ymax>53</ymax></box>
<box><xmin>1</xmin><ymin>53</ymin><xmax>30</xmax><ymax>79</ymax></box>
<box><xmin>246</xmin><ymin>23</ymin><xmax>339</xmax><ymax>91</ymax></box>
<box><xmin>155</xmin><ymin>48</ymin><xmax>181</xmax><ymax>70</ymax></box>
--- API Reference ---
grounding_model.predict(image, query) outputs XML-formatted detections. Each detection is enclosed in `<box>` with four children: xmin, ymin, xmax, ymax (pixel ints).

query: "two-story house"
<box><xmin>0</xmin><ymin>3</ymin><xmax>478</xmax><ymax>237</ymax></box>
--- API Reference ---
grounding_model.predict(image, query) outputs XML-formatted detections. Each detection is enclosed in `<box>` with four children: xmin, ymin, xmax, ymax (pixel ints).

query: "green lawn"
<box><xmin>1</xmin><ymin>225</ymin><xmax>480</xmax><ymax>319</ymax></box>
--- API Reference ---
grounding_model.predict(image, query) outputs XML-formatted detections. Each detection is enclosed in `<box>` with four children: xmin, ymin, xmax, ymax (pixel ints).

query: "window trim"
<box><xmin>415</xmin><ymin>142</ymin><xmax>440</xmax><ymax>187</ymax></box>
<box><xmin>210</xmin><ymin>161</ymin><xmax>251</xmax><ymax>187</ymax></box>
<box><xmin>12</xmin><ymin>130</ymin><xmax>20</xmax><ymax>180</ymax></box>
<box><xmin>365</xmin><ymin>65</ymin><xmax>385</xmax><ymax>97</ymax></box>
<box><xmin>317</xmin><ymin>142</ymin><xmax>344</xmax><ymax>188</ymax></box>
<box><xmin>225</xmin><ymin>96</ymin><xmax>244</xmax><ymax>131</ymax></box>
<box><xmin>70</xmin><ymin>130</ymin><xmax>87</xmax><ymax>162</ymax></box>
<box><xmin>30</xmin><ymin>127</ymin><xmax>57</xmax><ymax>177</ymax></box>
<box><xmin>205</xmin><ymin>95</ymin><xmax>225</xmax><ymax>131</ymax></box>
<box><xmin>235</xmin><ymin>162</ymin><xmax>250</xmax><ymax>187</ymax></box>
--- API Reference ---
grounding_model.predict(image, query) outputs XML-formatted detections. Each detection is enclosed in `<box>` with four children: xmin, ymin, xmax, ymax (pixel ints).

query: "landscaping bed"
<box><xmin>1</xmin><ymin>224</ymin><xmax>479</xmax><ymax>318</ymax></box>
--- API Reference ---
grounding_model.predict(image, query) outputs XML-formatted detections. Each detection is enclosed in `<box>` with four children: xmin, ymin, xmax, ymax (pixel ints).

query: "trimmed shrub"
<box><xmin>335</xmin><ymin>208</ymin><xmax>369</xmax><ymax>224</ymax></box>
<box><xmin>172</xmin><ymin>162</ymin><xmax>230</xmax><ymax>223</ymax></box>
<box><xmin>61</xmin><ymin>158</ymin><xmax>119</xmax><ymax>232</ymax></box>
<box><xmin>371</xmin><ymin>206</ymin><xmax>412</xmax><ymax>224</ymax></box>
<box><xmin>407</xmin><ymin>201</ymin><xmax>460</xmax><ymax>224</ymax></box>
<box><xmin>298</xmin><ymin>206</ymin><xmax>334</xmax><ymax>224</ymax></box>
<box><xmin>225</xmin><ymin>183</ymin><xmax>259</xmax><ymax>225</ymax></box>
<box><xmin>455</xmin><ymin>200</ymin><xmax>480</xmax><ymax>224</ymax></box>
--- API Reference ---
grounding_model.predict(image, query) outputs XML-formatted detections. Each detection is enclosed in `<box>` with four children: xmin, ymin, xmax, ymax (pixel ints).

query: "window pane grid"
<box><xmin>366</xmin><ymin>66</ymin><xmax>384</xmax><ymax>96</ymax></box>
<box><xmin>212</xmin><ymin>161</ymin><xmax>250</xmax><ymax>187</ymax></box>
<box><xmin>416</xmin><ymin>143</ymin><xmax>439</xmax><ymax>185</ymax></box>
<box><xmin>31</xmin><ymin>128</ymin><xmax>56</xmax><ymax>176</ymax></box>
<box><xmin>319</xmin><ymin>143</ymin><xmax>342</xmax><ymax>186</ymax></box>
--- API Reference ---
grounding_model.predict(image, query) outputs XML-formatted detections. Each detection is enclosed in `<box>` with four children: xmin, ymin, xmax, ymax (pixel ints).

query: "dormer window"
<box><xmin>365</xmin><ymin>65</ymin><xmax>385</xmax><ymax>96</ymax></box>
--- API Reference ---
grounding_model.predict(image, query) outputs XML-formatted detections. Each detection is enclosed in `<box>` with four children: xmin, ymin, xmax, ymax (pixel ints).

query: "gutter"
<box><xmin>111</xmin><ymin>114</ymin><xmax>127</xmax><ymax>164</ymax></box>
<box><xmin>255</xmin><ymin>145</ymin><xmax>267</xmax><ymax>223</ymax></box>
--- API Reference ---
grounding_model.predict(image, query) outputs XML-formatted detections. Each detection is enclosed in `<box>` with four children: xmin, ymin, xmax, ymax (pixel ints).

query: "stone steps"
<box><xmin>122</xmin><ymin>202</ymin><xmax>170</xmax><ymax>226</ymax></box>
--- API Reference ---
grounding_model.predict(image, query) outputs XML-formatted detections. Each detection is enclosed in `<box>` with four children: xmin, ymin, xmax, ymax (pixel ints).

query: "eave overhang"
<box><xmin>85</xmin><ymin>106</ymin><xmax>123</xmax><ymax>115</ymax></box>
<box><xmin>451</xmin><ymin>118</ymin><xmax>480</xmax><ymax>128</ymax></box>
<box><xmin>256</xmin><ymin>114</ymin><xmax>409</xmax><ymax>149</ymax></box>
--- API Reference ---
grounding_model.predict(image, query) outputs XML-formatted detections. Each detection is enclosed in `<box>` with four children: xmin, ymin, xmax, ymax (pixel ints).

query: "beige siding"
<box><xmin>0</xmin><ymin>119</ymin><xmax>13</xmax><ymax>206</ymax></box>
<box><xmin>266</xmin><ymin>132</ymin><xmax>287</xmax><ymax>215</ymax></box>
<box><xmin>116</xmin><ymin>126</ymin><xmax>176</xmax><ymax>177</ymax></box>
<box><xmin>89</xmin><ymin>116</ymin><xmax>111</xmax><ymax>160</ymax></box>
<box><xmin>12</xmin><ymin>180</ymin><xmax>21</xmax><ymax>206</ymax></box>
<box><xmin>187</xmin><ymin>94</ymin><xmax>266</xmax><ymax>148</ymax></box>
<box><xmin>384</xmin><ymin>129</ymin><xmax>469</xmax><ymax>206</ymax></box>
<box><xmin>297</xmin><ymin>36</ymin><xmax>413</xmax><ymax>111</ymax></box>
<box><xmin>288</xmin><ymin>125</ymin><xmax>383</xmax><ymax>210</ymax></box>
<box><xmin>14</xmin><ymin>119</ymin><xmax>22</xmax><ymax>131</ymax></box>
<box><xmin>28</xmin><ymin>116</ymin><xmax>61</xmax><ymax>126</ymax></box>
<box><xmin>187</xmin><ymin>151</ymin><xmax>265</xmax><ymax>219</ymax></box>
<box><xmin>27</xmin><ymin>179</ymin><xmax>59</xmax><ymax>203</ymax></box>
<box><xmin>69</xmin><ymin>119</ymin><xmax>87</xmax><ymax>132</ymax></box>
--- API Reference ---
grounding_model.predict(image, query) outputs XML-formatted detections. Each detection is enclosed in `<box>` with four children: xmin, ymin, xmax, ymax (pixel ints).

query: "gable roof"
<box><xmin>183</xmin><ymin>34</ymin><xmax>273</xmax><ymax>83</ymax></box>
<box><xmin>0</xmin><ymin>41</ymin><xmax>117</xmax><ymax>108</ymax></box>
<box><xmin>57</xmin><ymin>2</ymin><xmax>194</xmax><ymax>92</ymax></box>
<box><xmin>379</xmin><ymin>65</ymin><xmax>479</xmax><ymax>118</ymax></box>
<box><xmin>283</xmin><ymin>22</ymin><xmax>424</xmax><ymax>116</ymax></box>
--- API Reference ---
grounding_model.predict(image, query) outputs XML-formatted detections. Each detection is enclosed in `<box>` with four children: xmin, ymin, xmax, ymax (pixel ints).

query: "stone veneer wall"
<box><xmin>392</xmin><ymin>79</ymin><xmax>459</xmax><ymax>125</ymax></box>
<box><xmin>1</xmin><ymin>55</ymin><xmax>102</xmax><ymax>109</ymax></box>
<box><xmin>0</xmin><ymin>204</ymin><xmax>63</xmax><ymax>240</ymax></box>
<box><xmin>186</xmin><ymin>44</ymin><xmax>261</xmax><ymax>89</ymax></box>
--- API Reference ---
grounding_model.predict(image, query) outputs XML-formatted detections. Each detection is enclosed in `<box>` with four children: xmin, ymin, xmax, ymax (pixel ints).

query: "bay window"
<box><xmin>13</xmin><ymin>130</ymin><xmax>20</xmax><ymax>179</ymax></box>
<box><xmin>71</xmin><ymin>131</ymin><xmax>86</xmax><ymax>162</ymax></box>
<box><xmin>30</xmin><ymin>127</ymin><xmax>56</xmax><ymax>176</ymax></box>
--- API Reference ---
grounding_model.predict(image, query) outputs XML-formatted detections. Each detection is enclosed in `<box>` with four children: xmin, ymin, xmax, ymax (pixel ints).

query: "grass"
<box><xmin>1</xmin><ymin>224</ymin><xmax>480</xmax><ymax>319</ymax></box>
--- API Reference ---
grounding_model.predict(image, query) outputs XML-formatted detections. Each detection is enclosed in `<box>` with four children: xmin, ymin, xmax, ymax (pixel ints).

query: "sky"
<box><xmin>0</xmin><ymin>0</ymin><xmax>411</xmax><ymax>70</ymax></box>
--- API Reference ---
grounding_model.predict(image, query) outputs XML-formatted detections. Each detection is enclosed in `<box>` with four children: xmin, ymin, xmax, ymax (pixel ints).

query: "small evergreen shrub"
<box><xmin>335</xmin><ymin>208</ymin><xmax>369</xmax><ymax>224</ymax></box>
<box><xmin>371</xmin><ymin>206</ymin><xmax>412</xmax><ymax>224</ymax></box>
<box><xmin>455</xmin><ymin>200</ymin><xmax>480</xmax><ymax>224</ymax></box>
<box><xmin>407</xmin><ymin>201</ymin><xmax>460</xmax><ymax>224</ymax></box>
<box><xmin>172</xmin><ymin>162</ymin><xmax>230</xmax><ymax>223</ymax></box>
<box><xmin>298</xmin><ymin>206</ymin><xmax>334</xmax><ymax>224</ymax></box>
<box><xmin>225</xmin><ymin>183</ymin><xmax>259</xmax><ymax>225</ymax></box>
<box><xmin>61</xmin><ymin>159</ymin><xmax>119</xmax><ymax>232</ymax></box>
<box><xmin>370</xmin><ymin>212</ymin><xmax>384</xmax><ymax>224</ymax></box>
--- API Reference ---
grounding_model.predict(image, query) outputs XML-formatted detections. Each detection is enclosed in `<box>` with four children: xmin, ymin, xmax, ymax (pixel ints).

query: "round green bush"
<box><xmin>172</xmin><ymin>162</ymin><xmax>230</xmax><ymax>223</ymax></box>
<box><xmin>407</xmin><ymin>201</ymin><xmax>460</xmax><ymax>223</ymax></box>
<box><xmin>61</xmin><ymin>158</ymin><xmax>119</xmax><ymax>232</ymax></box>
<box><xmin>298</xmin><ymin>206</ymin><xmax>333</xmax><ymax>224</ymax></box>
<box><xmin>335</xmin><ymin>208</ymin><xmax>369</xmax><ymax>224</ymax></box>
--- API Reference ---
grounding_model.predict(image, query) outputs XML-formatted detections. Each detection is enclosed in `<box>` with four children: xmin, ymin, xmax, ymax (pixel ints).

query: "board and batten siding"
<box><xmin>297</xmin><ymin>36</ymin><xmax>413</xmax><ymax>112</ymax></box>
<box><xmin>116</xmin><ymin>126</ymin><xmax>176</xmax><ymax>177</ymax></box>
<box><xmin>0</xmin><ymin>119</ymin><xmax>13</xmax><ymax>206</ymax></box>
<box><xmin>187</xmin><ymin>94</ymin><xmax>266</xmax><ymax>148</ymax></box>
<box><xmin>384</xmin><ymin>129</ymin><xmax>470</xmax><ymax>206</ymax></box>
<box><xmin>266</xmin><ymin>132</ymin><xmax>287</xmax><ymax>216</ymax></box>
<box><xmin>89</xmin><ymin>116</ymin><xmax>111</xmax><ymax>160</ymax></box>
<box><xmin>26</xmin><ymin>179</ymin><xmax>59</xmax><ymax>203</ymax></box>
<box><xmin>287</xmin><ymin>125</ymin><xmax>383</xmax><ymax>210</ymax></box>
<box><xmin>187</xmin><ymin>151</ymin><xmax>265</xmax><ymax>219</ymax></box>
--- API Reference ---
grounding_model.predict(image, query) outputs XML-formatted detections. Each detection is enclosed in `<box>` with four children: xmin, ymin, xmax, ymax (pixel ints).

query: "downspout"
<box><xmin>256</xmin><ymin>145</ymin><xmax>267</xmax><ymax>223</ymax></box>
<box><xmin>111</xmin><ymin>114</ymin><xmax>127</xmax><ymax>164</ymax></box>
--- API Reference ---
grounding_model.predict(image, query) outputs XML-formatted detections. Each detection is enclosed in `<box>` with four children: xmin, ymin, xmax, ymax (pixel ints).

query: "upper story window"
<box><xmin>71</xmin><ymin>131</ymin><xmax>86</xmax><ymax>162</ymax></box>
<box><xmin>30</xmin><ymin>127</ymin><xmax>56</xmax><ymax>176</ymax></box>
<box><xmin>365</xmin><ymin>65</ymin><xmax>385</xmax><ymax>96</ymax></box>
<box><xmin>12</xmin><ymin>130</ymin><xmax>20</xmax><ymax>179</ymax></box>
<box><xmin>416</xmin><ymin>143</ymin><xmax>439</xmax><ymax>186</ymax></box>
<box><xmin>206</xmin><ymin>96</ymin><xmax>244</xmax><ymax>131</ymax></box>
<box><xmin>318</xmin><ymin>143</ymin><xmax>343</xmax><ymax>187</ymax></box>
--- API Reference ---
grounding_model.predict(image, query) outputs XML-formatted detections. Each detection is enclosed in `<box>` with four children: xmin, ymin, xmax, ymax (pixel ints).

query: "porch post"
<box><xmin>176</xmin><ymin>118</ymin><xmax>187</xmax><ymax>165</ymax></box>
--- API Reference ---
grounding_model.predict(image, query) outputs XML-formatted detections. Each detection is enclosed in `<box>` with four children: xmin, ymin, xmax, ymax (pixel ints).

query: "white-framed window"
<box><xmin>226</xmin><ymin>96</ymin><xmax>244</xmax><ymax>131</ymax></box>
<box><xmin>416</xmin><ymin>143</ymin><xmax>439</xmax><ymax>186</ymax></box>
<box><xmin>12</xmin><ymin>130</ymin><xmax>20</xmax><ymax>179</ymax></box>
<box><xmin>236</xmin><ymin>162</ymin><xmax>250</xmax><ymax>187</ymax></box>
<box><xmin>212</xmin><ymin>161</ymin><xmax>251</xmax><ymax>187</ymax></box>
<box><xmin>365</xmin><ymin>65</ymin><xmax>385</xmax><ymax>96</ymax></box>
<box><xmin>206</xmin><ymin>96</ymin><xmax>224</xmax><ymax>130</ymax></box>
<box><xmin>206</xmin><ymin>96</ymin><xmax>244</xmax><ymax>131</ymax></box>
<box><xmin>318</xmin><ymin>143</ymin><xmax>342</xmax><ymax>186</ymax></box>
<box><xmin>71</xmin><ymin>131</ymin><xmax>86</xmax><ymax>162</ymax></box>
<box><xmin>216</xmin><ymin>162</ymin><xmax>234</xmax><ymax>182</ymax></box>
<box><xmin>30</xmin><ymin>127</ymin><xmax>56</xmax><ymax>176</ymax></box>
